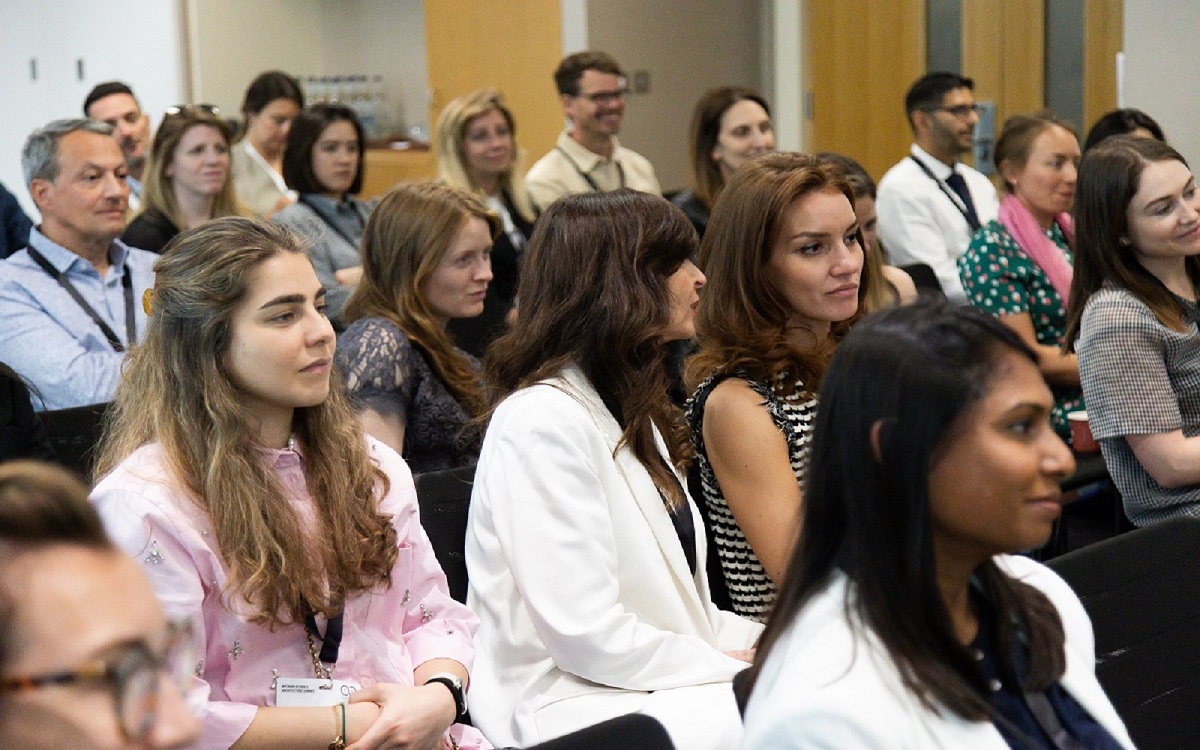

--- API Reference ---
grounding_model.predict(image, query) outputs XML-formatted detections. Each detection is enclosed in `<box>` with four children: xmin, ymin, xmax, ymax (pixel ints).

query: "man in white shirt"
<box><xmin>525</xmin><ymin>50</ymin><xmax>661</xmax><ymax>212</ymax></box>
<box><xmin>83</xmin><ymin>81</ymin><xmax>152</xmax><ymax>212</ymax></box>
<box><xmin>876</xmin><ymin>72</ymin><xmax>998</xmax><ymax>302</ymax></box>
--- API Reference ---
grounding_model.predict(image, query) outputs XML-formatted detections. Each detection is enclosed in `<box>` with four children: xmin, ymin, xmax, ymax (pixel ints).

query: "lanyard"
<box><xmin>26</xmin><ymin>247</ymin><xmax>135</xmax><ymax>353</ymax></box>
<box><xmin>298</xmin><ymin>195</ymin><xmax>367</xmax><ymax>249</ymax></box>
<box><xmin>304</xmin><ymin>611</ymin><xmax>344</xmax><ymax>678</ymax></box>
<box><xmin>907</xmin><ymin>155</ymin><xmax>976</xmax><ymax>228</ymax></box>
<box><xmin>555</xmin><ymin>146</ymin><xmax>626</xmax><ymax>192</ymax></box>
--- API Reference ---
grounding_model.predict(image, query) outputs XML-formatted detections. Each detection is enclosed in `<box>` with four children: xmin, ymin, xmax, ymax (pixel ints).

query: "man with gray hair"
<box><xmin>0</xmin><ymin>119</ymin><xmax>156</xmax><ymax>410</ymax></box>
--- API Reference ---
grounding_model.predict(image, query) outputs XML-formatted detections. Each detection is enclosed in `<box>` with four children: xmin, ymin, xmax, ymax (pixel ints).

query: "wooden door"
<box><xmin>804</xmin><ymin>0</ymin><xmax>927</xmax><ymax>184</ymax></box>
<box><xmin>424</xmin><ymin>0</ymin><xmax>564</xmax><ymax>166</ymax></box>
<box><xmin>1083</xmin><ymin>0</ymin><xmax>1123</xmax><ymax>130</ymax></box>
<box><xmin>962</xmin><ymin>0</ymin><xmax>1045</xmax><ymax>144</ymax></box>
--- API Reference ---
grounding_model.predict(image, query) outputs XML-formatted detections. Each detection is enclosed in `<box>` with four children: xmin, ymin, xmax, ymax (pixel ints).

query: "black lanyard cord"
<box><xmin>908</xmin><ymin>155</ymin><xmax>979</xmax><ymax>231</ymax></box>
<box><xmin>304</xmin><ymin>611</ymin><xmax>344</xmax><ymax>666</ymax></box>
<box><xmin>555</xmin><ymin>146</ymin><xmax>626</xmax><ymax>192</ymax></box>
<box><xmin>26</xmin><ymin>247</ymin><xmax>135</xmax><ymax>353</ymax></box>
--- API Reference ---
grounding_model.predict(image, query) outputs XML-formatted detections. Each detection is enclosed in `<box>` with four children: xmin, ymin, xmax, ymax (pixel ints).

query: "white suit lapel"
<box><xmin>557</xmin><ymin>368</ymin><xmax>712</xmax><ymax>622</ymax></box>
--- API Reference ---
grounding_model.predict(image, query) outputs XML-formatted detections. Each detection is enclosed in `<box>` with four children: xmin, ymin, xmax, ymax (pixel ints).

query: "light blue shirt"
<box><xmin>0</xmin><ymin>228</ymin><xmax>156</xmax><ymax>410</ymax></box>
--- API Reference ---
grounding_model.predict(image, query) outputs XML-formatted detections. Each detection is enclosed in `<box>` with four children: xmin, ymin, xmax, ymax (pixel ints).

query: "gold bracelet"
<box><xmin>329</xmin><ymin>703</ymin><xmax>346</xmax><ymax>750</ymax></box>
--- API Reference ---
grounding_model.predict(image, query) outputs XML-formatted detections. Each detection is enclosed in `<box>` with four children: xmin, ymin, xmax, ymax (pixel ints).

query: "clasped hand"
<box><xmin>347</xmin><ymin>682</ymin><xmax>458</xmax><ymax>750</ymax></box>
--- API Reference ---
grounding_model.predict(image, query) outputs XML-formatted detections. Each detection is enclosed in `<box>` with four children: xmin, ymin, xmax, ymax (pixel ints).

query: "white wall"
<box><xmin>1123</xmin><ymin>0</ymin><xmax>1200</xmax><ymax>167</ymax></box>
<box><xmin>585</xmin><ymin>0</ymin><xmax>765</xmax><ymax>191</ymax></box>
<box><xmin>314</xmin><ymin>0</ymin><xmax>428</xmax><ymax>134</ymax></box>
<box><xmin>0</xmin><ymin>0</ymin><xmax>186</xmax><ymax>219</ymax></box>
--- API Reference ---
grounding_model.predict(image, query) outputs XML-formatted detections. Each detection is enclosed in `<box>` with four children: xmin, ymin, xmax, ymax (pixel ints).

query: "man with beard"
<box><xmin>525</xmin><ymin>50</ymin><xmax>661</xmax><ymax>212</ymax></box>
<box><xmin>877</xmin><ymin>72</ymin><xmax>998</xmax><ymax>302</ymax></box>
<box><xmin>83</xmin><ymin>81</ymin><xmax>152</xmax><ymax>212</ymax></box>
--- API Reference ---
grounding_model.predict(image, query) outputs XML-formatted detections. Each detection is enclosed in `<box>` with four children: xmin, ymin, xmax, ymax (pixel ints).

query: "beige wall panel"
<box><xmin>586</xmin><ymin>0</ymin><xmax>763</xmax><ymax>191</ymax></box>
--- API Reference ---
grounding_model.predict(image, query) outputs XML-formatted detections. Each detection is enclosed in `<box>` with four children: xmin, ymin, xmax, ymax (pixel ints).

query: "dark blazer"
<box><xmin>0</xmin><ymin>365</ymin><xmax>54</xmax><ymax>461</ymax></box>
<box><xmin>121</xmin><ymin>206</ymin><xmax>180</xmax><ymax>254</ymax></box>
<box><xmin>0</xmin><ymin>181</ymin><xmax>33</xmax><ymax>259</ymax></box>
<box><xmin>448</xmin><ymin>190</ymin><xmax>534</xmax><ymax>359</ymax></box>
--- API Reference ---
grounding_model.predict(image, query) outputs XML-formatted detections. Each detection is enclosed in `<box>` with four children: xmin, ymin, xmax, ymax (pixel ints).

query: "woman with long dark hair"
<box><xmin>1066</xmin><ymin>136</ymin><xmax>1200</xmax><ymax>526</ymax></box>
<box><xmin>685</xmin><ymin>152</ymin><xmax>868</xmax><ymax>620</ymax></box>
<box><xmin>465</xmin><ymin>191</ymin><xmax>761</xmax><ymax>749</ymax></box>
<box><xmin>740</xmin><ymin>301</ymin><xmax>1131</xmax><ymax>749</ymax></box>
<box><xmin>672</xmin><ymin>86</ymin><xmax>774</xmax><ymax>237</ymax></box>
<box><xmin>91</xmin><ymin>218</ymin><xmax>487</xmax><ymax>749</ymax></box>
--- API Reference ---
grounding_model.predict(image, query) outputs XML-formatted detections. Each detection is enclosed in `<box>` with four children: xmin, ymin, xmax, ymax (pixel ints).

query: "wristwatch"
<box><xmin>424</xmin><ymin>672</ymin><xmax>467</xmax><ymax>723</ymax></box>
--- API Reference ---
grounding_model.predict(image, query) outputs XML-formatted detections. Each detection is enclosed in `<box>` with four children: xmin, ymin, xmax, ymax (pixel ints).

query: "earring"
<box><xmin>1119</xmin><ymin>237</ymin><xmax>1131</xmax><ymax>246</ymax></box>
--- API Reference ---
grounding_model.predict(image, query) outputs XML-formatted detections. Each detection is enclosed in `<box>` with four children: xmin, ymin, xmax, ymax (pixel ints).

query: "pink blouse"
<box><xmin>91</xmin><ymin>438</ymin><xmax>488</xmax><ymax>750</ymax></box>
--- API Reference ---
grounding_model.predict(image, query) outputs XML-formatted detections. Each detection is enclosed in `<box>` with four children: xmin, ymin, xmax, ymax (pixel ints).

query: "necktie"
<box><xmin>944</xmin><ymin>170</ymin><xmax>981</xmax><ymax>232</ymax></box>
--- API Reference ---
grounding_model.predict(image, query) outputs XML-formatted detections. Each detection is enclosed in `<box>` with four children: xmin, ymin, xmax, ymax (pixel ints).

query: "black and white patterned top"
<box><xmin>685</xmin><ymin>372</ymin><xmax>817</xmax><ymax>621</ymax></box>
<box><xmin>335</xmin><ymin>318</ymin><xmax>481</xmax><ymax>474</ymax></box>
<box><xmin>1078</xmin><ymin>284</ymin><xmax>1200</xmax><ymax>526</ymax></box>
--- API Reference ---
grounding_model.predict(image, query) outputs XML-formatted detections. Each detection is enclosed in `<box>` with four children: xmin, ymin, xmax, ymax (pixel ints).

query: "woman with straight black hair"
<box><xmin>274</xmin><ymin>103</ymin><xmax>371</xmax><ymax>327</ymax></box>
<box><xmin>740</xmin><ymin>300</ymin><xmax>1132</xmax><ymax>749</ymax></box>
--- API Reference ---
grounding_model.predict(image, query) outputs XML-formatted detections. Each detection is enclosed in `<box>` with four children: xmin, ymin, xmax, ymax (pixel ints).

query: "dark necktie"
<box><xmin>944</xmin><ymin>170</ymin><xmax>982</xmax><ymax>232</ymax></box>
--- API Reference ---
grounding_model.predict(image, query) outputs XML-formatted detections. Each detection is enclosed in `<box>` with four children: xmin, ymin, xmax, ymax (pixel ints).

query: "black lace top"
<box><xmin>335</xmin><ymin>318</ymin><xmax>481</xmax><ymax>473</ymax></box>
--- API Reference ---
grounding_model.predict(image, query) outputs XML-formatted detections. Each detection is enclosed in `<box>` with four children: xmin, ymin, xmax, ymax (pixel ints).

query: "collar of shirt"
<box><xmin>126</xmin><ymin>175</ymin><xmax>143</xmax><ymax>196</ymax></box>
<box><xmin>26</xmin><ymin>227</ymin><xmax>131</xmax><ymax>278</ymax></box>
<box><xmin>557</xmin><ymin>130</ymin><xmax>622</xmax><ymax>173</ymax></box>
<box><xmin>910</xmin><ymin>143</ymin><xmax>959</xmax><ymax>180</ymax></box>
<box><xmin>305</xmin><ymin>192</ymin><xmax>358</xmax><ymax>215</ymax></box>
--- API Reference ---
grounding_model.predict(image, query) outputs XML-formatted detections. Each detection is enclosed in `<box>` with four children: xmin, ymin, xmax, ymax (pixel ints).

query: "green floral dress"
<box><xmin>959</xmin><ymin>219</ymin><xmax>1083</xmax><ymax>441</ymax></box>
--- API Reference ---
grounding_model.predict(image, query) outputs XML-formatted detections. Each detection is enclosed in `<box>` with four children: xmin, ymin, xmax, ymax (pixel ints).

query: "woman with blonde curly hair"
<box><xmin>91</xmin><ymin>217</ymin><xmax>486</xmax><ymax>750</ymax></box>
<box><xmin>336</xmin><ymin>182</ymin><xmax>498</xmax><ymax>472</ymax></box>
<box><xmin>435</xmin><ymin>88</ymin><xmax>534</xmax><ymax>356</ymax></box>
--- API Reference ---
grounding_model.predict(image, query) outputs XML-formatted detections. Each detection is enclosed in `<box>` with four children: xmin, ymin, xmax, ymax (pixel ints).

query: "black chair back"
<box><xmin>1048</xmin><ymin>516</ymin><xmax>1200</xmax><ymax>749</ymax></box>
<box><xmin>39</xmin><ymin>401</ymin><xmax>110</xmax><ymax>479</ymax></box>
<box><xmin>898</xmin><ymin>262</ymin><xmax>944</xmax><ymax>297</ymax></box>
<box><xmin>412</xmin><ymin>463</ymin><xmax>475</xmax><ymax>604</ymax></box>
<box><xmin>523</xmin><ymin>713</ymin><xmax>674</xmax><ymax>749</ymax></box>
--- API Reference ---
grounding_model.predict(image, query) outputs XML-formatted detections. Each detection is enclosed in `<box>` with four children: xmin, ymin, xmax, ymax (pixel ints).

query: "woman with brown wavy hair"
<box><xmin>91</xmin><ymin>218</ymin><xmax>486</xmax><ymax>749</ymax></box>
<box><xmin>685</xmin><ymin>152</ymin><xmax>870</xmax><ymax>621</ymax></box>
<box><xmin>465</xmin><ymin>190</ymin><xmax>761</xmax><ymax>749</ymax></box>
<box><xmin>336</xmin><ymin>182</ymin><xmax>499</xmax><ymax>473</ymax></box>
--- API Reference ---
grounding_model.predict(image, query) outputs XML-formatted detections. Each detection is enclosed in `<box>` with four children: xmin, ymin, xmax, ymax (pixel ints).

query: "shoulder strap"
<box><xmin>26</xmin><ymin>247</ymin><xmax>134</xmax><ymax>353</ymax></box>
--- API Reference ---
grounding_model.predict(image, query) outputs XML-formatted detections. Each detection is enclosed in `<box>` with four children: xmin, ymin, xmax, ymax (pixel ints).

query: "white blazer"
<box><xmin>466</xmin><ymin>366</ymin><xmax>763</xmax><ymax>747</ymax></box>
<box><xmin>742</xmin><ymin>555</ymin><xmax>1136</xmax><ymax>749</ymax></box>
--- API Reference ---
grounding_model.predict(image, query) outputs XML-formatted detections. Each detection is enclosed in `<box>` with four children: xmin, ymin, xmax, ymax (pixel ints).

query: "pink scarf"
<box><xmin>997</xmin><ymin>193</ymin><xmax>1075</xmax><ymax>304</ymax></box>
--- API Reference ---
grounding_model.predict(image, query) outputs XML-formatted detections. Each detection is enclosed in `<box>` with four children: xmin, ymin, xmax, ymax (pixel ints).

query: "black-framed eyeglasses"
<box><xmin>575</xmin><ymin>89</ymin><xmax>628</xmax><ymax>106</ymax></box>
<box><xmin>163</xmin><ymin>103</ymin><xmax>221</xmax><ymax>118</ymax></box>
<box><xmin>927</xmin><ymin>103</ymin><xmax>981</xmax><ymax>119</ymax></box>
<box><xmin>0</xmin><ymin>620</ymin><xmax>197</xmax><ymax>740</ymax></box>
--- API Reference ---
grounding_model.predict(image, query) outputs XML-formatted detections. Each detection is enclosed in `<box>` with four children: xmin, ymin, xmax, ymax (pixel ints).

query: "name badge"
<box><xmin>275</xmin><ymin>677</ymin><xmax>363</xmax><ymax>707</ymax></box>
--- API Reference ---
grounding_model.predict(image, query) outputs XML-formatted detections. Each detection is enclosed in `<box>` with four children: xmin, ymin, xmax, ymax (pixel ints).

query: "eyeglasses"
<box><xmin>927</xmin><ymin>103</ymin><xmax>981</xmax><ymax>119</ymax></box>
<box><xmin>163</xmin><ymin>103</ymin><xmax>221</xmax><ymax>118</ymax></box>
<box><xmin>1</xmin><ymin>620</ymin><xmax>197</xmax><ymax>740</ymax></box>
<box><xmin>575</xmin><ymin>89</ymin><xmax>628</xmax><ymax>106</ymax></box>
